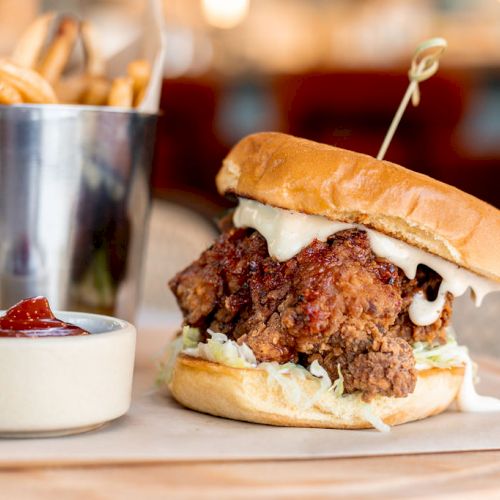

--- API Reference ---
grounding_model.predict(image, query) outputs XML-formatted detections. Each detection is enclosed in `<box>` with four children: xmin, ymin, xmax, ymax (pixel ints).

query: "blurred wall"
<box><xmin>152</xmin><ymin>0</ymin><xmax>500</xmax><ymax>209</ymax></box>
<box><xmin>153</xmin><ymin>69</ymin><xmax>500</xmax><ymax>209</ymax></box>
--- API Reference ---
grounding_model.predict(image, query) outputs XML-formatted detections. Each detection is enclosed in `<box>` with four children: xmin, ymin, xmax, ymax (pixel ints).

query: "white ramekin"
<box><xmin>0</xmin><ymin>311</ymin><xmax>136</xmax><ymax>437</ymax></box>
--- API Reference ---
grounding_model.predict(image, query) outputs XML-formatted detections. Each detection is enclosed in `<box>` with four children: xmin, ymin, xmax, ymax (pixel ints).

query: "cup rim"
<box><xmin>0</xmin><ymin>102</ymin><xmax>158</xmax><ymax>117</ymax></box>
<box><xmin>0</xmin><ymin>310</ymin><xmax>134</xmax><ymax>342</ymax></box>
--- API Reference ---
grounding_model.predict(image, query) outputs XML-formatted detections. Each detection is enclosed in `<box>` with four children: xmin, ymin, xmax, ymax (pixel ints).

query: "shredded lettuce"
<box><xmin>156</xmin><ymin>326</ymin><xmax>202</xmax><ymax>386</ymax></box>
<box><xmin>182</xmin><ymin>330</ymin><xmax>338</xmax><ymax>408</ymax></box>
<box><xmin>412</xmin><ymin>331</ymin><xmax>469</xmax><ymax>371</ymax></box>
<box><xmin>182</xmin><ymin>326</ymin><xmax>200</xmax><ymax>348</ymax></box>
<box><xmin>260</xmin><ymin>362</ymin><xmax>307</xmax><ymax>406</ymax></box>
<box><xmin>307</xmin><ymin>360</ymin><xmax>336</xmax><ymax>408</ymax></box>
<box><xmin>159</xmin><ymin>325</ymin><xmax>471</xmax><ymax>433</ymax></box>
<box><xmin>361</xmin><ymin>403</ymin><xmax>390</xmax><ymax>433</ymax></box>
<box><xmin>329</xmin><ymin>364</ymin><xmax>344</xmax><ymax>398</ymax></box>
<box><xmin>310</xmin><ymin>360</ymin><xmax>333</xmax><ymax>391</ymax></box>
<box><xmin>258</xmin><ymin>360</ymin><xmax>337</xmax><ymax>409</ymax></box>
<box><xmin>155</xmin><ymin>334</ymin><xmax>183</xmax><ymax>387</ymax></box>
<box><xmin>184</xmin><ymin>330</ymin><xmax>257</xmax><ymax>368</ymax></box>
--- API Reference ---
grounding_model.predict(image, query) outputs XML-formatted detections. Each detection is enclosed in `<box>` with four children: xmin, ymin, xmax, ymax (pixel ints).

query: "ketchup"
<box><xmin>0</xmin><ymin>297</ymin><xmax>89</xmax><ymax>337</ymax></box>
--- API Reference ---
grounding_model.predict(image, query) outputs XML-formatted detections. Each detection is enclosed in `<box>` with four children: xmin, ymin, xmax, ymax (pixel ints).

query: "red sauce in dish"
<box><xmin>0</xmin><ymin>297</ymin><xmax>89</xmax><ymax>337</ymax></box>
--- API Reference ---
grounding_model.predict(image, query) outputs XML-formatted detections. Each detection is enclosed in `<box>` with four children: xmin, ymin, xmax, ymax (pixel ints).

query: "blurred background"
<box><xmin>2</xmin><ymin>0</ymin><xmax>500</xmax><ymax>210</ymax></box>
<box><xmin>154</xmin><ymin>0</ymin><xmax>500</xmax><ymax>213</ymax></box>
<box><xmin>0</xmin><ymin>0</ymin><xmax>498</xmax><ymax>353</ymax></box>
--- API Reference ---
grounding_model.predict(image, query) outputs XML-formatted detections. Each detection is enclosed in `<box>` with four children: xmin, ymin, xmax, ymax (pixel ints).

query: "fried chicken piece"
<box><xmin>169</xmin><ymin>227</ymin><xmax>453</xmax><ymax>400</ymax></box>
<box><xmin>309</xmin><ymin>324</ymin><xmax>416</xmax><ymax>401</ymax></box>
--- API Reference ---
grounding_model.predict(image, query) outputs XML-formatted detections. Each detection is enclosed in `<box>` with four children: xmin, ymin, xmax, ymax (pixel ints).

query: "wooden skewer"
<box><xmin>377</xmin><ymin>38</ymin><xmax>447</xmax><ymax>161</ymax></box>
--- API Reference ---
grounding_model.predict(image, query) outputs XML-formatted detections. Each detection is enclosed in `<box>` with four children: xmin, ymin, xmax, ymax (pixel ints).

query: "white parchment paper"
<box><xmin>1</xmin><ymin>325</ymin><xmax>500</xmax><ymax>466</ymax></box>
<box><xmin>106</xmin><ymin>0</ymin><xmax>165</xmax><ymax>113</ymax></box>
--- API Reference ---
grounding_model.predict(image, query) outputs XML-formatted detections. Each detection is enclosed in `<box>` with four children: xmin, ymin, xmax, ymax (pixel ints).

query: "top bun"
<box><xmin>216</xmin><ymin>132</ymin><xmax>500</xmax><ymax>282</ymax></box>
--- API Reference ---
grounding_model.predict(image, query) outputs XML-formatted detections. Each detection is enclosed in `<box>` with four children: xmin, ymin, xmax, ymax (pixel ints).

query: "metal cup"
<box><xmin>0</xmin><ymin>104</ymin><xmax>157</xmax><ymax>321</ymax></box>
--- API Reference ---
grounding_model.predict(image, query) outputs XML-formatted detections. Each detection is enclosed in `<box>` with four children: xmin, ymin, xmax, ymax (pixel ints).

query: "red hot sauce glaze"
<box><xmin>0</xmin><ymin>297</ymin><xmax>89</xmax><ymax>337</ymax></box>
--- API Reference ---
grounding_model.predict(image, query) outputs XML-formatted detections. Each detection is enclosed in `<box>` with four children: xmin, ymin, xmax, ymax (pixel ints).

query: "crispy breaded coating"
<box><xmin>169</xmin><ymin>228</ymin><xmax>453</xmax><ymax>400</ymax></box>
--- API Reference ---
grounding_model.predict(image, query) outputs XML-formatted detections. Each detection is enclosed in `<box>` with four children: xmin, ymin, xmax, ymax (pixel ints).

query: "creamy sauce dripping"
<box><xmin>233</xmin><ymin>198</ymin><xmax>500</xmax><ymax>413</ymax></box>
<box><xmin>456</xmin><ymin>357</ymin><xmax>500</xmax><ymax>412</ymax></box>
<box><xmin>233</xmin><ymin>198</ymin><xmax>500</xmax><ymax>327</ymax></box>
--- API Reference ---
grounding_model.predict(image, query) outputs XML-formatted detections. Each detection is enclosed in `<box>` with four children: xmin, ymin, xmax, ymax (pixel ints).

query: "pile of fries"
<box><xmin>0</xmin><ymin>13</ymin><xmax>151</xmax><ymax>108</ymax></box>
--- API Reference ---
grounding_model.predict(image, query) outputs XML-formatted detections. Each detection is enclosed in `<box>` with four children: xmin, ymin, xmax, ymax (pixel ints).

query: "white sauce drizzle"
<box><xmin>234</xmin><ymin>198</ymin><xmax>500</xmax><ymax>327</ymax></box>
<box><xmin>414</xmin><ymin>327</ymin><xmax>500</xmax><ymax>412</ymax></box>
<box><xmin>457</xmin><ymin>357</ymin><xmax>500</xmax><ymax>412</ymax></box>
<box><xmin>233</xmin><ymin>198</ymin><xmax>500</xmax><ymax>413</ymax></box>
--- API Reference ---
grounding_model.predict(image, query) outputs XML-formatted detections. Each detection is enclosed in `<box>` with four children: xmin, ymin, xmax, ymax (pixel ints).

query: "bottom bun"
<box><xmin>169</xmin><ymin>354</ymin><xmax>464</xmax><ymax>429</ymax></box>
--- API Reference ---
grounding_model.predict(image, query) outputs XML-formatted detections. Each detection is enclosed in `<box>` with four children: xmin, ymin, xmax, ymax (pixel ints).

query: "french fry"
<box><xmin>0</xmin><ymin>78</ymin><xmax>23</xmax><ymax>104</ymax></box>
<box><xmin>0</xmin><ymin>59</ymin><xmax>57</xmax><ymax>104</ymax></box>
<box><xmin>127</xmin><ymin>59</ymin><xmax>151</xmax><ymax>107</ymax></box>
<box><xmin>107</xmin><ymin>76</ymin><xmax>133</xmax><ymax>108</ymax></box>
<box><xmin>7</xmin><ymin>16</ymin><xmax>154</xmax><ymax>109</ymax></box>
<box><xmin>81</xmin><ymin>76</ymin><xmax>110</xmax><ymax>106</ymax></box>
<box><xmin>54</xmin><ymin>74</ymin><xmax>89</xmax><ymax>104</ymax></box>
<box><xmin>37</xmin><ymin>17</ymin><xmax>79</xmax><ymax>85</ymax></box>
<box><xmin>127</xmin><ymin>59</ymin><xmax>151</xmax><ymax>94</ymax></box>
<box><xmin>80</xmin><ymin>21</ymin><xmax>105</xmax><ymax>77</ymax></box>
<box><xmin>11</xmin><ymin>12</ymin><xmax>55</xmax><ymax>69</ymax></box>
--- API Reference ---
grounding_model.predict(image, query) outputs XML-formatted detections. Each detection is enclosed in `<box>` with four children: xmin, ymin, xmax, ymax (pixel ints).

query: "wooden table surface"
<box><xmin>3</xmin><ymin>451</ymin><xmax>500</xmax><ymax>499</ymax></box>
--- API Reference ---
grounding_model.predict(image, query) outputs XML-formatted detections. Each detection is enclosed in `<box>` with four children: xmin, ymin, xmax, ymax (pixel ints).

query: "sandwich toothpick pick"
<box><xmin>377</xmin><ymin>37</ymin><xmax>447</xmax><ymax>161</ymax></box>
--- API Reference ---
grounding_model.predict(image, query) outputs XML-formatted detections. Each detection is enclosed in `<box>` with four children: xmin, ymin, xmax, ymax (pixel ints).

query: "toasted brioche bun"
<box><xmin>216</xmin><ymin>132</ymin><xmax>500</xmax><ymax>282</ymax></box>
<box><xmin>170</xmin><ymin>354</ymin><xmax>464</xmax><ymax>429</ymax></box>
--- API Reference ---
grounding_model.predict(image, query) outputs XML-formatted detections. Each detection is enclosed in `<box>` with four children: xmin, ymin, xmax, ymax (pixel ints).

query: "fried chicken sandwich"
<box><xmin>164</xmin><ymin>132</ymin><xmax>500</xmax><ymax>430</ymax></box>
